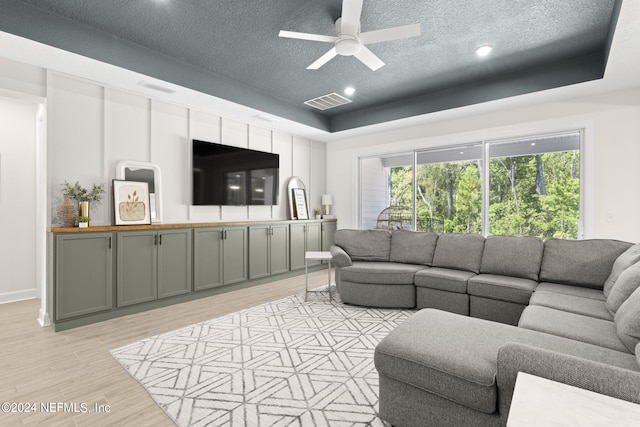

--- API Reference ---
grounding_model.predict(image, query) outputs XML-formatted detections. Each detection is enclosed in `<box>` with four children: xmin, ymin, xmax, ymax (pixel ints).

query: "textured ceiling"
<box><xmin>0</xmin><ymin>0</ymin><xmax>622</xmax><ymax>132</ymax></box>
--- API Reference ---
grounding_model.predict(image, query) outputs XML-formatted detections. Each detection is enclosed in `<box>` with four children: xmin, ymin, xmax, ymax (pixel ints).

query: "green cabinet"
<box><xmin>54</xmin><ymin>233</ymin><xmax>113</xmax><ymax>321</ymax></box>
<box><xmin>117</xmin><ymin>229</ymin><xmax>192</xmax><ymax>307</ymax></box>
<box><xmin>249</xmin><ymin>224</ymin><xmax>289</xmax><ymax>279</ymax></box>
<box><xmin>290</xmin><ymin>222</ymin><xmax>322</xmax><ymax>270</ymax></box>
<box><xmin>194</xmin><ymin>227</ymin><xmax>247</xmax><ymax>290</ymax></box>
<box><xmin>321</xmin><ymin>221</ymin><xmax>337</xmax><ymax>251</ymax></box>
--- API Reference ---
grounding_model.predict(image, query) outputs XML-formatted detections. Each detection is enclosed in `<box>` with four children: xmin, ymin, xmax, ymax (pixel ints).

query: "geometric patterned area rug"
<box><xmin>110</xmin><ymin>287</ymin><xmax>413</xmax><ymax>426</ymax></box>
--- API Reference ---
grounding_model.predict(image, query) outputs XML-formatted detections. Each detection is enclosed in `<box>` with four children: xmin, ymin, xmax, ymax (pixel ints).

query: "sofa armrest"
<box><xmin>330</xmin><ymin>245</ymin><xmax>353</xmax><ymax>268</ymax></box>
<box><xmin>496</xmin><ymin>342</ymin><xmax>640</xmax><ymax>418</ymax></box>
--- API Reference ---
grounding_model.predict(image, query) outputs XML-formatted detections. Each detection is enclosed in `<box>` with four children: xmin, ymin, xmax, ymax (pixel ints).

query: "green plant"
<box><xmin>61</xmin><ymin>181</ymin><xmax>105</xmax><ymax>202</ymax></box>
<box><xmin>77</xmin><ymin>215</ymin><xmax>91</xmax><ymax>223</ymax></box>
<box><xmin>313</xmin><ymin>208</ymin><xmax>322</xmax><ymax>215</ymax></box>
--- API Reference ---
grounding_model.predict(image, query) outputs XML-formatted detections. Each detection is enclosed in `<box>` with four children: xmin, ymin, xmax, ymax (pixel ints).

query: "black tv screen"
<box><xmin>192</xmin><ymin>140</ymin><xmax>279</xmax><ymax>206</ymax></box>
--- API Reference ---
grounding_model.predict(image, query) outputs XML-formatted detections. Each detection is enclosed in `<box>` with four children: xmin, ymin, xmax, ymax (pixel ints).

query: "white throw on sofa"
<box><xmin>330</xmin><ymin>229</ymin><xmax>640</xmax><ymax>426</ymax></box>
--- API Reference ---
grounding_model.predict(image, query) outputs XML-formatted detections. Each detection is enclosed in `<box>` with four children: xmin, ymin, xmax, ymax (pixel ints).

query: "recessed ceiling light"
<box><xmin>344</xmin><ymin>86</ymin><xmax>356</xmax><ymax>96</ymax></box>
<box><xmin>475</xmin><ymin>45</ymin><xmax>493</xmax><ymax>57</ymax></box>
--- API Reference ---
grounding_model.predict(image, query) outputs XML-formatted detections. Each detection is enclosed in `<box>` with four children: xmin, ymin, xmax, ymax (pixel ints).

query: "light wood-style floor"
<box><xmin>0</xmin><ymin>270</ymin><xmax>331</xmax><ymax>426</ymax></box>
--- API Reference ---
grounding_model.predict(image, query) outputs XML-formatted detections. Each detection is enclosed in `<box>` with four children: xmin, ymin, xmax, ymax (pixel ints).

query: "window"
<box><xmin>358</xmin><ymin>131</ymin><xmax>582</xmax><ymax>238</ymax></box>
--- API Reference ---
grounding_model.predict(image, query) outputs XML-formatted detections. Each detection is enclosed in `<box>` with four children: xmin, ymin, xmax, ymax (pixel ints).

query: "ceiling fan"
<box><xmin>278</xmin><ymin>0</ymin><xmax>420</xmax><ymax>71</ymax></box>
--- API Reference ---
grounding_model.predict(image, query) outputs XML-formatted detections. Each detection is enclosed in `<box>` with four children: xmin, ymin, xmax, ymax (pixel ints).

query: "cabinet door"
<box><xmin>158</xmin><ymin>229</ymin><xmax>192</xmax><ymax>298</ymax></box>
<box><xmin>193</xmin><ymin>228</ymin><xmax>223</xmax><ymax>291</ymax></box>
<box><xmin>55</xmin><ymin>233</ymin><xmax>113</xmax><ymax>321</ymax></box>
<box><xmin>249</xmin><ymin>225</ymin><xmax>270</xmax><ymax>280</ymax></box>
<box><xmin>289</xmin><ymin>223</ymin><xmax>307</xmax><ymax>271</ymax></box>
<box><xmin>223</xmin><ymin>227</ymin><xmax>248</xmax><ymax>285</ymax></box>
<box><xmin>270</xmin><ymin>224</ymin><xmax>290</xmax><ymax>275</ymax></box>
<box><xmin>306</xmin><ymin>222</ymin><xmax>322</xmax><ymax>267</ymax></box>
<box><xmin>321</xmin><ymin>221</ymin><xmax>337</xmax><ymax>251</ymax></box>
<box><xmin>117</xmin><ymin>230</ymin><xmax>157</xmax><ymax>307</ymax></box>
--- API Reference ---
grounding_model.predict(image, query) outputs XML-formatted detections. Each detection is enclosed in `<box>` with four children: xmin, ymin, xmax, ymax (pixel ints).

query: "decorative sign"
<box><xmin>292</xmin><ymin>188</ymin><xmax>309</xmax><ymax>220</ymax></box>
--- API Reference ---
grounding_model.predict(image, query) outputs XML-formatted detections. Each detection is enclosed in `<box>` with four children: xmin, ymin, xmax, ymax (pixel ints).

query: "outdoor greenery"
<box><xmin>389</xmin><ymin>151</ymin><xmax>580</xmax><ymax>238</ymax></box>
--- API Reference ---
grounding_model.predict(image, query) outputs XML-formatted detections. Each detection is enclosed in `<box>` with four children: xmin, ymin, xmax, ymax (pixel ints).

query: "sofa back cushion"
<box><xmin>480</xmin><ymin>235</ymin><xmax>543</xmax><ymax>281</ymax></box>
<box><xmin>603</xmin><ymin>243</ymin><xmax>640</xmax><ymax>298</ymax></box>
<box><xmin>614</xmin><ymin>286</ymin><xmax>640</xmax><ymax>353</ymax></box>
<box><xmin>333</xmin><ymin>229</ymin><xmax>392</xmax><ymax>262</ymax></box>
<box><xmin>606</xmin><ymin>261</ymin><xmax>640</xmax><ymax>316</ymax></box>
<box><xmin>539</xmin><ymin>238</ymin><xmax>632</xmax><ymax>289</ymax></box>
<box><xmin>432</xmin><ymin>233</ymin><xmax>485</xmax><ymax>273</ymax></box>
<box><xmin>389</xmin><ymin>230</ymin><xmax>439</xmax><ymax>265</ymax></box>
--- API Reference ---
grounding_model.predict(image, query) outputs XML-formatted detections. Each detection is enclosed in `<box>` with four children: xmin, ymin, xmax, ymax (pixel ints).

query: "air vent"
<box><xmin>304</xmin><ymin>92</ymin><xmax>352</xmax><ymax>110</ymax></box>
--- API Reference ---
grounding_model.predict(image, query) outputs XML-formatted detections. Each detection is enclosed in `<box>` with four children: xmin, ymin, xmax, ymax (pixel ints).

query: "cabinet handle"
<box><xmin>154</xmin><ymin>235</ymin><xmax>158</xmax><ymax>245</ymax></box>
<box><xmin>159</xmin><ymin>234</ymin><xmax>162</xmax><ymax>245</ymax></box>
<box><xmin>108</xmin><ymin>236</ymin><xmax>112</xmax><ymax>249</ymax></box>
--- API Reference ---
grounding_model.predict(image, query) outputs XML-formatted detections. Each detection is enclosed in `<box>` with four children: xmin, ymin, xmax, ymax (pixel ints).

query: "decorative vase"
<box><xmin>57</xmin><ymin>195</ymin><xmax>77</xmax><ymax>228</ymax></box>
<box><xmin>78</xmin><ymin>201</ymin><xmax>90</xmax><ymax>225</ymax></box>
<box><xmin>78</xmin><ymin>222</ymin><xmax>89</xmax><ymax>228</ymax></box>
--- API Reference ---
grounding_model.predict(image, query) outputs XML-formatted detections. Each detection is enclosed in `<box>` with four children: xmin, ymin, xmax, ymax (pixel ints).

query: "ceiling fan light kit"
<box><xmin>279</xmin><ymin>0</ymin><xmax>420</xmax><ymax>71</ymax></box>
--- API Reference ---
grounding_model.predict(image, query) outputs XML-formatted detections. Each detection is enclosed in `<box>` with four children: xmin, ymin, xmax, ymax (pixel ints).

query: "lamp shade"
<box><xmin>321</xmin><ymin>194</ymin><xmax>333</xmax><ymax>205</ymax></box>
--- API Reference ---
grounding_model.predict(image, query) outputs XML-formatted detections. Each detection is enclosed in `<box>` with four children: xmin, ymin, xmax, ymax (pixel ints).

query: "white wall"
<box><xmin>0</xmin><ymin>96</ymin><xmax>38</xmax><ymax>302</ymax></box>
<box><xmin>327</xmin><ymin>89</ymin><xmax>640</xmax><ymax>242</ymax></box>
<box><xmin>46</xmin><ymin>72</ymin><xmax>327</xmax><ymax>226</ymax></box>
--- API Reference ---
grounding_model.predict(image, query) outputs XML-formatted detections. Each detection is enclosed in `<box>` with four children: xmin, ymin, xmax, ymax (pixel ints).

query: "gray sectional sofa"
<box><xmin>329</xmin><ymin>229</ymin><xmax>640</xmax><ymax>426</ymax></box>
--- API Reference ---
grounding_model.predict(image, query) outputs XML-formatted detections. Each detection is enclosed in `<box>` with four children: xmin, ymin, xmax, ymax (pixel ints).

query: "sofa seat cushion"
<box><xmin>535</xmin><ymin>282</ymin><xmax>606</xmax><ymax>301</ymax></box>
<box><xmin>539</xmin><ymin>238</ymin><xmax>631</xmax><ymax>289</ymax></box>
<box><xmin>467</xmin><ymin>274</ymin><xmax>537</xmax><ymax>304</ymax></box>
<box><xmin>375</xmin><ymin>309</ymin><xmax>637</xmax><ymax>415</ymax></box>
<box><xmin>530</xmin><ymin>291</ymin><xmax>612</xmax><ymax>321</ymax></box>
<box><xmin>334</xmin><ymin>229</ymin><xmax>392</xmax><ymax>262</ymax></box>
<box><xmin>339</xmin><ymin>262</ymin><xmax>427</xmax><ymax>285</ymax></box>
<box><xmin>413</xmin><ymin>267</ymin><xmax>475</xmax><ymax>293</ymax></box>
<box><xmin>519</xmin><ymin>306</ymin><xmax>627</xmax><ymax>353</ymax></box>
<box><xmin>389</xmin><ymin>230</ymin><xmax>438</xmax><ymax>266</ymax></box>
<box><xmin>432</xmin><ymin>233</ymin><xmax>485</xmax><ymax>273</ymax></box>
<box><xmin>480</xmin><ymin>235</ymin><xmax>543</xmax><ymax>281</ymax></box>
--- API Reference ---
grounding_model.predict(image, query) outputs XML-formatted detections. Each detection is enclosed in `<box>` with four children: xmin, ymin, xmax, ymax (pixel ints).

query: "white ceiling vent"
<box><xmin>304</xmin><ymin>92</ymin><xmax>352</xmax><ymax>110</ymax></box>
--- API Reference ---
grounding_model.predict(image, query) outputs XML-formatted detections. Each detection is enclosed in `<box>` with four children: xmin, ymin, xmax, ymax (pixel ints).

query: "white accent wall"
<box><xmin>327</xmin><ymin>89</ymin><xmax>640</xmax><ymax>242</ymax></box>
<box><xmin>46</xmin><ymin>72</ymin><xmax>327</xmax><ymax>226</ymax></box>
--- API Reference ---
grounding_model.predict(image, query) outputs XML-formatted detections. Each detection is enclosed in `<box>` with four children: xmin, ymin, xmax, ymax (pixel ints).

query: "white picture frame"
<box><xmin>292</xmin><ymin>188</ymin><xmax>309</xmax><ymax>220</ymax></box>
<box><xmin>113</xmin><ymin>180</ymin><xmax>151</xmax><ymax>225</ymax></box>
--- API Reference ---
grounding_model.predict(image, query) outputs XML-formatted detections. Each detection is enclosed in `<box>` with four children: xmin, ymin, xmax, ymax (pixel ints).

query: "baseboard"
<box><xmin>0</xmin><ymin>288</ymin><xmax>38</xmax><ymax>305</ymax></box>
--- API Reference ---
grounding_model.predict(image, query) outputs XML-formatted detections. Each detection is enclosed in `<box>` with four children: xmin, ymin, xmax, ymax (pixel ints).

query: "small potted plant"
<box><xmin>61</xmin><ymin>180</ymin><xmax>105</xmax><ymax>227</ymax></box>
<box><xmin>77</xmin><ymin>216</ymin><xmax>91</xmax><ymax>228</ymax></box>
<box><xmin>313</xmin><ymin>208</ymin><xmax>322</xmax><ymax>219</ymax></box>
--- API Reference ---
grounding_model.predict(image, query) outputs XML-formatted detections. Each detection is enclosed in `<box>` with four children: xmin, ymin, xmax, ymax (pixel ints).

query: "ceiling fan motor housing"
<box><xmin>335</xmin><ymin>36</ymin><xmax>361</xmax><ymax>56</ymax></box>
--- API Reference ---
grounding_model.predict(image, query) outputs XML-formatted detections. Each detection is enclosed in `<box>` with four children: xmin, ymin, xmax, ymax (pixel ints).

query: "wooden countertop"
<box><xmin>48</xmin><ymin>218</ymin><xmax>336</xmax><ymax>233</ymax></box>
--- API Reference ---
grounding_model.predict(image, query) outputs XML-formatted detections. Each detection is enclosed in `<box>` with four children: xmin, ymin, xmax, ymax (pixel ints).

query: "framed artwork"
<box><xmin>292</xmin><ymin>188</ymin><xmax>309</xmax><ymax>220</ymax></box>
<box><xmin>116</xmin><ymin>160</ymin><xmax>163</xmax><ymax>223</ymax></box>
<box><xmin>113</xmin><ymin>180</ymin><xmax>151</xmax><ymax>225</ymax></box>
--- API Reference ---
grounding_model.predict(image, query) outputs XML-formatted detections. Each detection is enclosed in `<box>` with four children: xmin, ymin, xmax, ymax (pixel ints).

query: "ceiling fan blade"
<box><xmin>360</xmin><ymin>23</ymin><xmax>421</xmax><ymax>45</ymax></box>
<box><xmin>340</xmin><ymin>0</ymin><xmax>364</xmax><ymax>35</ymax></box>
<box><xmin>354</xmin><ymin>46</ymin><xmax>385</xmax><ymax>71</ymax></box>
<box><xmin>278</xmin><ymin>30</ymin><xmax>337</xmax><ymax>43</ymax></box>
<box><xmin>307</xmin><ymin>48</ymin><xmax>338</xmax><ymax>70</ymax></box>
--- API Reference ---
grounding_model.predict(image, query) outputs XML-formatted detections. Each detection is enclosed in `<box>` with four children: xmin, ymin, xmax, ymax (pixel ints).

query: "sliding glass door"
<box><xmin>358</xmin><ymin>130</ymin><xmax>582</xmax><ymax>238</ymax></box>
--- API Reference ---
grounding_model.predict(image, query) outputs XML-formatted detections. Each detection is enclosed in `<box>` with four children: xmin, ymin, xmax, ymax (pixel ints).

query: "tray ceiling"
<box><xmin>0</xmin><ymin>0</ymin><xmax>623</xmax><ymax>132</ymax></box>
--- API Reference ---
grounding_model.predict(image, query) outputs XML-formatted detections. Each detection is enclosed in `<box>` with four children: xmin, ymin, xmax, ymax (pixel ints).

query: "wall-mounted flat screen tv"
<box><xmin>192</xmin><ymin>140</ymin><xmax>279</xmax><ymax>206</ymax></box>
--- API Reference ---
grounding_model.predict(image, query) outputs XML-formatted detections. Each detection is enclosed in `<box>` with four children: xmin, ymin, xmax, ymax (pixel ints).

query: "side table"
<box><xmin>507</xmin><ymin>371</ymin><xmax>640</xmax><ymax>426</ymax></box>
<box><xmin>305</xmin><ymin>251</ymin><xmax>334</xmax><ymax>302</ymax></box>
